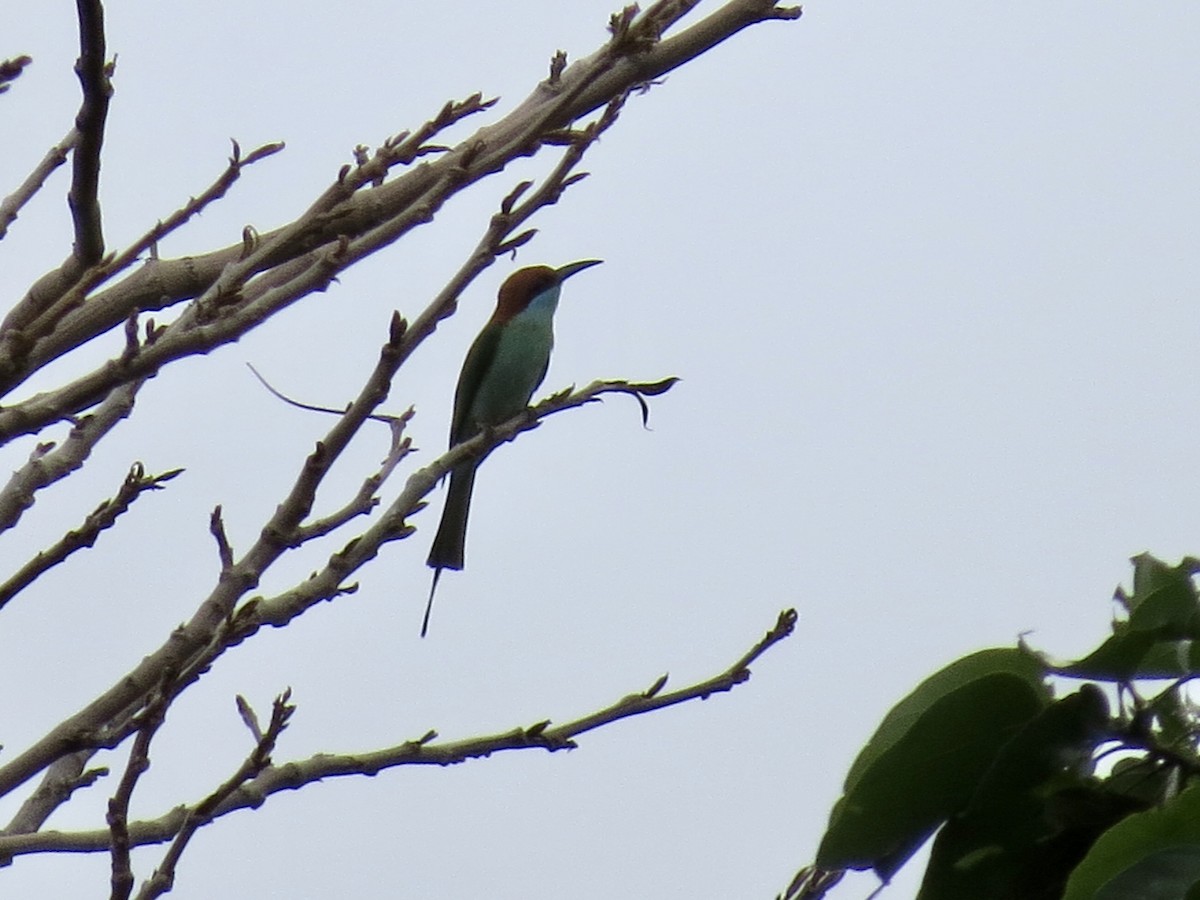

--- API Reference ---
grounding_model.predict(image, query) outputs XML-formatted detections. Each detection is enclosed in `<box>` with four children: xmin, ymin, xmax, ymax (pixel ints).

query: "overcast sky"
<box><xmin>2</xmin><ymin>2</ymin><xmax>1199</xmax><ymax>898</ymax></box>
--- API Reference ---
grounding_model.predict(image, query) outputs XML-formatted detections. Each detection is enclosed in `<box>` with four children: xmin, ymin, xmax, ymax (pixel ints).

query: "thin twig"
<box><xmin>208</xmin><ymin>506</ymin><xmax>234</xmax><ymax>572</ymax></box>
<box><xmin>107</xmin><ymin>680</ymin><xmax>173</xmax><ymax>900</ymax></box>
<box><xmin>0</xmin><ymin>463</ymin><xmax>182</xmax><ymax>612</ymax></box>
<box><xmin>0</xmin><ymin>379</ymin><xmax>148</xmax><ymax>536</ymax></box>
<box><xmin>293</xmin><ymin>406</ymin><xmax>416</xmax><ymax>544</ymax></box>
<box><xmin>134</xmin><ymin>691</ymin><xmax>294</xmax><ymax>900</ymax></box>
<box><xmin>0</xmin><ymin>128</ymin><xmax>78</xmax><ymax>241</ymax></box>
<box><xmin>0</xmin><ymin>55</ymin><xmax>32</xmax><ymax>93</ymax></box>
<box><xmin>2</xmin><ymin>751</ymin><xmax>106</xmax><ymax>836</ymax></box>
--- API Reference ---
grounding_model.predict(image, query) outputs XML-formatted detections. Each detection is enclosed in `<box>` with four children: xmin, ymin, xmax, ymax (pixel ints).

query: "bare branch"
<box><xmin>0</xmin><ymin>314</ymin><xmax>409</xmax><ymax>800</ymax></box>
<box><xmin>0</xmin><ymin>128</ymin><xmax>77</xmax><ymax>242</ymax></box>
<box><xmin>0</xmin><ymin>367</ymin><xmax>674</xmax><ymax>805</ymax></box>
<box><xmin>0</xmin><ymin>86</ymin><xmax>620</xmax><ymax>447</ymax></box>
<box><xmin>293</xmin><ymin>407</ymin><xmax>416</xmax><ymax>545</ymax></box>
<box><xmin>0</xmin><ymin>2</ymin><xmax>119</xmax><ymax>373</ymax></box>
<box><xmin>134</xmin><ymin>690</ymin><xmax>294</xmax><ymax>900</ymax></box>
<box><xmin>0</xmin><ymin>463</ymin><xmax>183</xmax><ymax>612</ymax></box>
<box><xmin>68</xmin><ymin>0</ymin><xmax>113</xmax><ymax>269</ymax></box>
<box><xmin>16</xmin><ymin>140</ymin><xmax>286</xmax><ymax>345</ymax></box>
<box><xmin>208</xmin><ymin>506</ymin><xmax>234</xmax><ymax>572</ymax></box>
<box><xmin>0</xmin><ymin>613</ymin><xmax>793</xmax><ymax>863</ymax></box>
<box><xmin>0</xmin><ymin>55</ymin><xmax>32</xmax><ymax>94</ymax></box>
<box><xmin>2</xmin><ymin>752</ymin><xmax>107</xmax><ymax>836</ymax></box>
<box><xmin>554</xmin><ymin>608</ymin><xmax>796</xmax><ymax>741</ymax></box>
<box><xmin>107</xmin><ymin>682</ymin><xmax>172</xmax><ymax>900</ymax></box>
<box><xmin>342</xmin><ymin>93</ymin><xmax>498</xmax><ymax>192</ymax></box>
<box><xmin>0</xmin><ymin>379</ymin><xmax>147</xmax><ymax>535</ymax></box>
<box><xmin>0</xmin><ymin>0</ymin><xmax>801</xmax><ymax>413</ymax></box>
<box><xmin>0</xmin><ymin>4</ymin><xmax>800</xmax><ymax>868</ymax></box>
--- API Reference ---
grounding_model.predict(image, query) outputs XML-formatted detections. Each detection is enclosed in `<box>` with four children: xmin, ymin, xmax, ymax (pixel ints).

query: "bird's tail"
<box><xmin>422</xmin><ymin>464</ymin><xmax>477</xmax><ymax>636</ymax></box>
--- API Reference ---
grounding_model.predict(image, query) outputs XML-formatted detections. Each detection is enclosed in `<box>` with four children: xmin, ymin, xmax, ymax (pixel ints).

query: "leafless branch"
<box><xmin>208</xmin><ymin>506</ymin><xmax>233</xmax><ymax>572</ymax></box>
<box><xmin>0</xmin><ymin>0</ymin><xmax>800</xmax><ymax>416</ymax></box>
<box><xmin>0</xmin><ymin>1</ymin><xmax>802</xmax><ymax>879</ymax></box>
<box><xmin>0</xmin><ymin>80</ymin><xmax>619</xmax><ymax>451</ymax></box>
<box><xmin>0</xmin><ymin>379</ymin><xmax>147</xmax><ymax>535</ymax></box>
<box><xmin>293</xmin><ymin>407</ymin><xmax>416</xmax><ymax>544</ymax></box>
<box><xmin>2</xmin><ymin>752</ymin><xmax>107</xmax><ymax>836</ymax></box>
<box><xmin>0</xmin><ymin>613</ymin><xmax>793</xmax><ymax>863</ymax></box>
<box><xmin>68</xmin><ymin>0</ymin><xmax>113</xmax><ymax>270</ymax></box>
<box><xmin>16</xmin><ymin>140</ymin><xmax>285</xmax><ymax>344</ymax></box>
<box><xmin>0</xmin><ymin>365</ymin><xmax>675</xmax><ymax>812</ymax></box>
<box><xmin>0</xmin><ymin>311</ymin><xmax>408</xmax><ymax>804</ymax></box>
<box><xmin>0</xmin><ymin>55</ymin><xmax>32</xmax><ymax>94</ymax></box>
<box><xmin>133</xmin><ymin>690</ymin><xmax>294</xmax><ymax>900</ymax></box>
<box><xmin>0</xmin><ymin>463</ymin><xmax>182</xmax><ymax>612</ymax></box>
<box><xmin>0</xmin><ymin>128</ymin><xmax>77</xmax><ymax>242</ymax></box>
<box><xmin>107</xmin><ymin>680</ymin><xmax>173</xmax><ymax>900</ymax></box>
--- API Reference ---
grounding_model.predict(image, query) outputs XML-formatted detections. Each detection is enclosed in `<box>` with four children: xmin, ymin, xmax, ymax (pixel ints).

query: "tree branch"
<box><xmin>68</xmin><ymin>0</ymin><xmax>112</xmax><ymax>270</ymax></box>
<box><xmin>0</xmin><ymin>1</ymin><xmax>802</xmax><ymax>873</ymax></box>
<box><xmin>107</xmin><ymin>681</ymin><xmax>172</xmax><ymax>900</ymax></box>
<box><xmin>0</xmin><ymin>0</ymin><xmax>800</xmax><ymax>411</ymax></box>
<box><xmin>15</xmin><ymin>140</ymin><xmax>285</xmax><ymax>345</ymax></box>
<box><xmin>0</xmin><ymin>366</ymin><xmax>675</xmax><ymax>809</ymax></box>
<box><xmin>0</xmin><ymin>379</ymin><xmax>147</xmax><ymax>535</ymax></box>
<box><xmin>133</xmin><ymin>691</ymin><xmax>294</xmax><ymax>900</ymax></box>
<box><xmin>0</xmin><ymin>612</ymin><xmax>794</xmax><ymax>864</ymax></box>
<box><xmin>2</xmin><ymin>752</ymin><xmax>107</xmax><ymax>836</ymax></box>
<box><xmin>0</xmin><ymin>128</ymin><xmax>77</xmax><ymax>242</ymax></box>
<box><xmin>0</xmin><ymin>463</ymin><xmax>182</xmax><ymax>612</ymax></box>
<box><xmin>0</xmin><ymin>55</ymin><xmax>32</xmax><ymax>94</ymax></box>
<box><xmin>0</xmin><ymin>83</ymin><xmax>622</xmax><ymax>446</ymax></box>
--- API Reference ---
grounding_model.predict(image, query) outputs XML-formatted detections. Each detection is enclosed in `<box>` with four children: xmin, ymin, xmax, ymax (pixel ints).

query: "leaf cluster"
<box><xmin>798</xmin><ymin>554</ymin><xmax>1200</xmax><ymax>900</ymax></box>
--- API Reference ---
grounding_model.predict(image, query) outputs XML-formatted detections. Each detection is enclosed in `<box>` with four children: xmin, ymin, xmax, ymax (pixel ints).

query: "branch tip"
<box><xmin>209</xmin><ymin>506</ymin><xmax>234</xmax><ymax>570</ymax></box>
<box><xmin>0</xmin><ymin>55</ymin><xmax>33</xmax><ymax>94</ymax></box>
<box><xmin>549</xmin><ymin>50</ymin><xmax>568</xmax><ymax>84</ymax></box>
<box><xmin>645</xmin><ymin>673</ymin><xmax>669</xmax><ymax>698</ymax></box>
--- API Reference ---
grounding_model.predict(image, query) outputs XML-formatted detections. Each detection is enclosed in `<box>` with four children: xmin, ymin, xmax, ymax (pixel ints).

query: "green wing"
<box><xmin>449</xmin><ymin>321</ymin><xmax>501</xmax><ymax>447</ymax></box>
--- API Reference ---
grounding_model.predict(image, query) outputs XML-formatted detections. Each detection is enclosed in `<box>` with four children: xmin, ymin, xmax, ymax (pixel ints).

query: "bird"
<box><xmin>422</xmin><ymin>259</ymin><xmax>603</xmax><ymax>636</ymax></box>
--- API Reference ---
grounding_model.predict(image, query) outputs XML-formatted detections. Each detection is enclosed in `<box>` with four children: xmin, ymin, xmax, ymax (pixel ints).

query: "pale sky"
<box><xmin>2</xmin><ymin>2</ymin><xmax>1199</xmax><ymax>898</ymax></box>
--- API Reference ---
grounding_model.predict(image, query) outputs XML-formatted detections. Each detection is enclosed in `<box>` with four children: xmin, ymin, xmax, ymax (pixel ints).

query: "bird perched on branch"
<box><xmin>422</xmin><ymin>259</ymin><xmax>603</xmax><ymax>636</ymax></box>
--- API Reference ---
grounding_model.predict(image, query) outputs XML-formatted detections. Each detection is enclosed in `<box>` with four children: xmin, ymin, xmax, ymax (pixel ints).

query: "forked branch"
<box><xmin>0</xmin><ymin>612</ymin><xmax>794</xmax><ymax>864</ymax></box>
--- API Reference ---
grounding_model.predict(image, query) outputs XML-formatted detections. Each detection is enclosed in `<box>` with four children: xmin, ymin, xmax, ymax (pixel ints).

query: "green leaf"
<box><xmin>1128</xmin><ymin>554</ymin><xmax>1200</xmax><ymax>616</ymax></box>
<box><xmin>1064</xmin><ymin>782</ymin><xmax>1200</xmax><ymax>900</ymax></box>
<box><xmin>917</xmin><ymin>686</ymin><xmax>1112</xmax><ymax>900</ymax></box>
<box><xmin>840</xmin><ymin>648</ymin><xmax>1048</xmax><ymax>797</ymax></box>
<box><xmin>816</xmin><ymin>649</ymin><xmax>1048</xmax><ymax>879</ymax></box>
<box><xmin>1058</xmin><ymin>631</ymin><xmax>1159</xmax><ymax>681</ymax></box>
<box><xmin>1150</xmin><ymin>688</ymin><xmax>1194</xmax><ymax>751</ymax></box>
<box><xmin>1055</xmin><ymin>555</ymin><xmax>1200</xmax><ymax>680</ymax></box>
<box><xmin>1127</xmin><ymin>563</ymin><xmax>1200</xmax><ymax>640</ymax></box>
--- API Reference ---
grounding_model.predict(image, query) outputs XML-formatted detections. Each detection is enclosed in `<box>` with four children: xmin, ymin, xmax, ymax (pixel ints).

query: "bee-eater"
<box><xmin>422</xmin><ymin>259</ymin><xmax>603</xmax><ymax>636</ymax></box>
